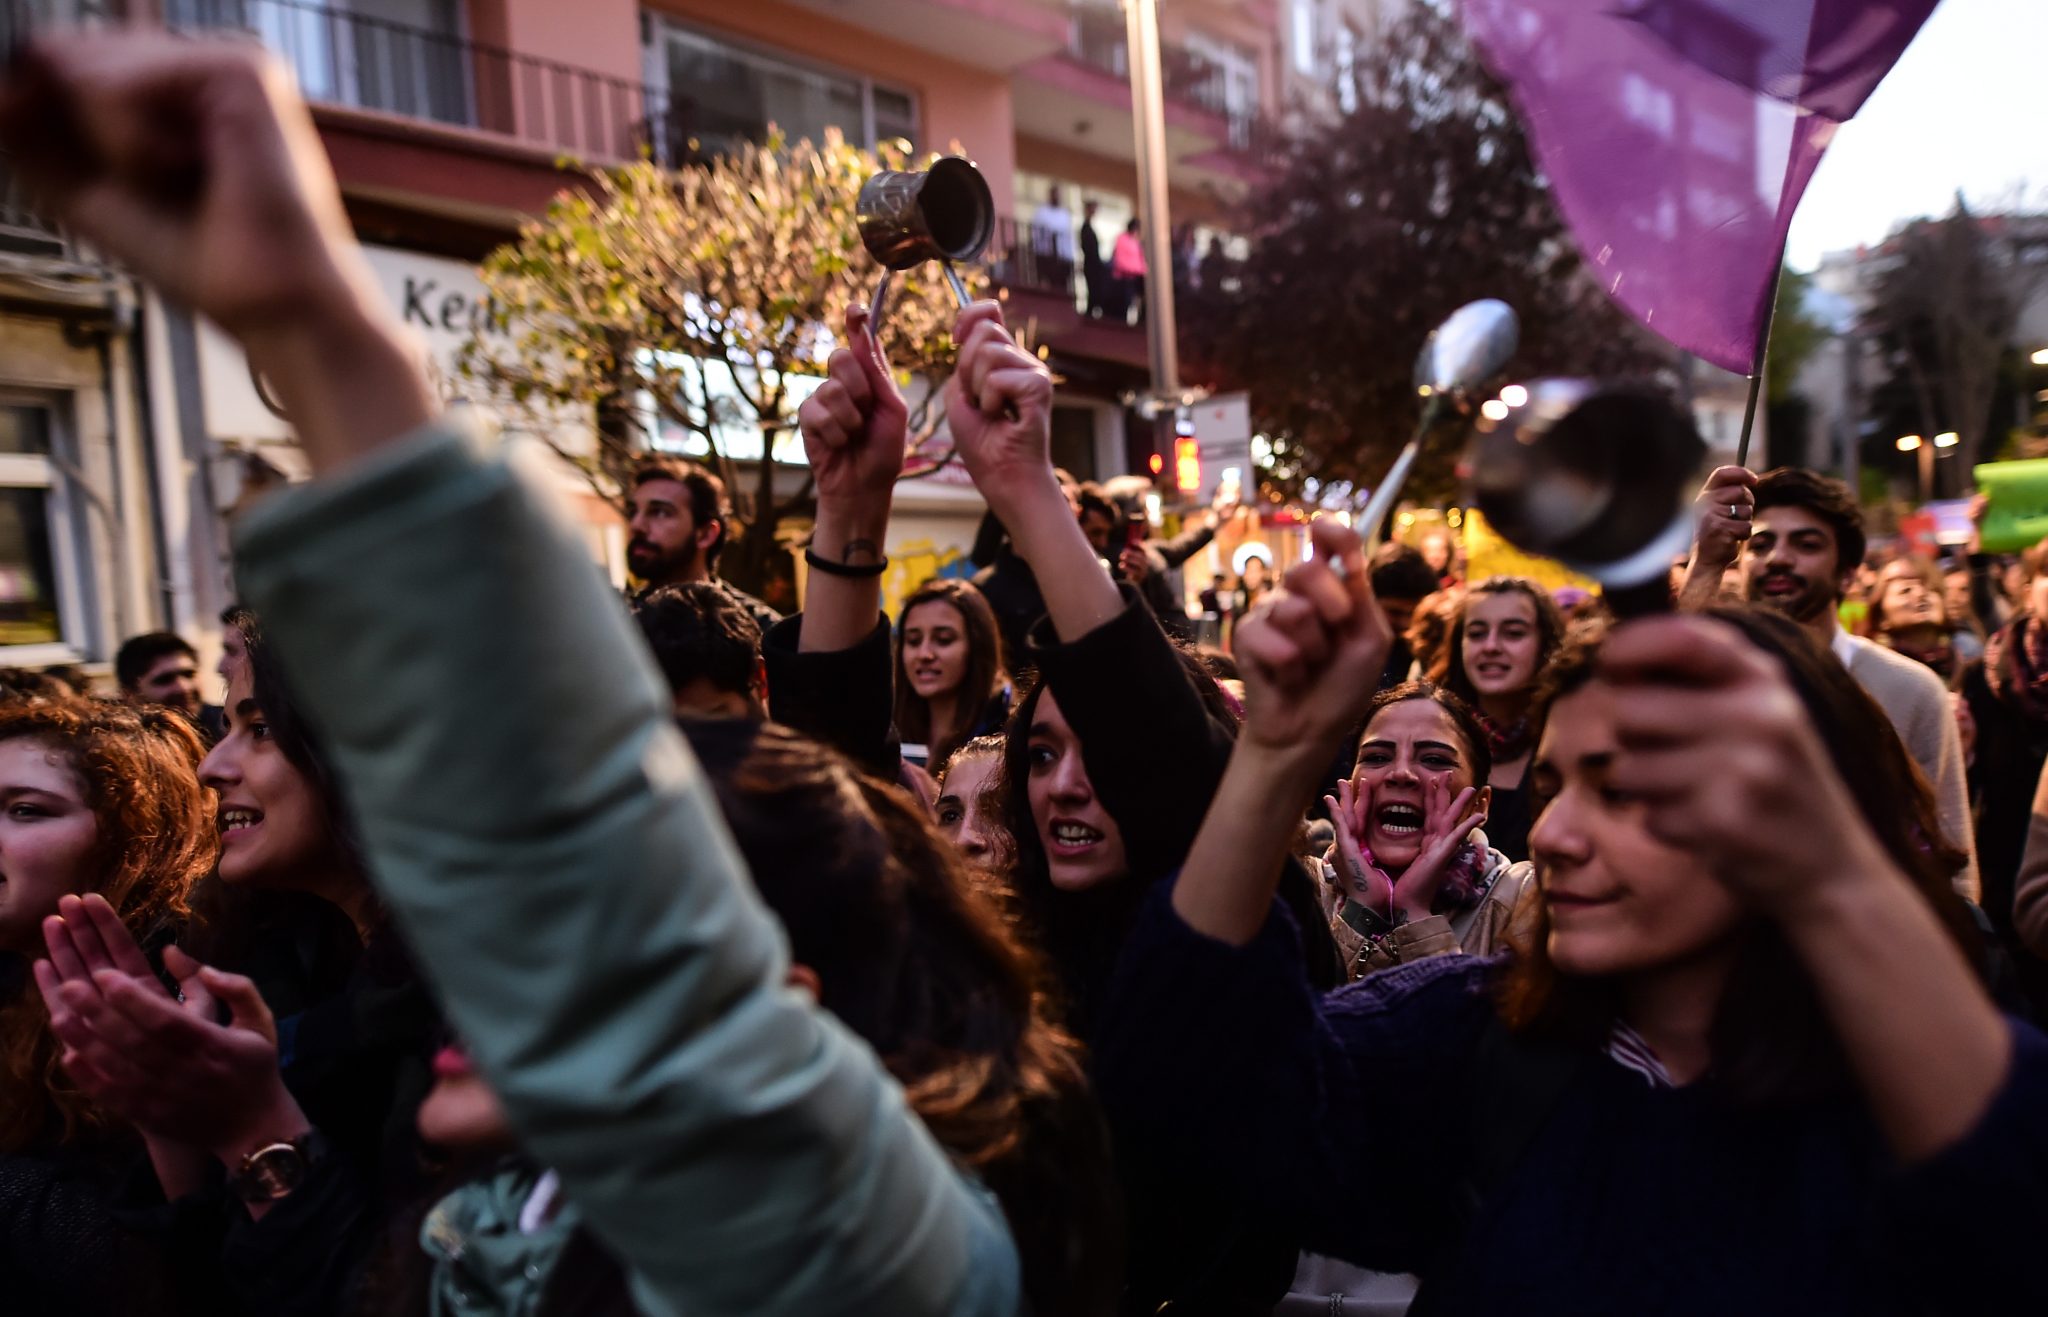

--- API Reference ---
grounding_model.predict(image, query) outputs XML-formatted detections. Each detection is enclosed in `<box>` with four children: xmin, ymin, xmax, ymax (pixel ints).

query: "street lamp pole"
<box><xmin>1123</xmin><ymin>0</ymin><xmax>1181</xmax><ymax>414</ymax></box>
<box><xmin>1899</xmin><ymin>431</ymin><xmax>1961</xmax><ymax>504</ymax></box>
<box><xmin>1898</xmin><ymin>434</ymin><xmax>1929</xmax><ymax>505</ymax></box>
<box><xmin>1933</xmin><ymin>431</ymin><xmax>1959</xmax><ymax>501</ymax></box>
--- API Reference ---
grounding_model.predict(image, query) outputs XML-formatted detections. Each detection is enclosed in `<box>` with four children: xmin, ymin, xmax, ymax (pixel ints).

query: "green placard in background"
<box><xmin>1975</xmin><ymin>459</ymin><xmax>2048</xmax><ymax>554</ymax></box>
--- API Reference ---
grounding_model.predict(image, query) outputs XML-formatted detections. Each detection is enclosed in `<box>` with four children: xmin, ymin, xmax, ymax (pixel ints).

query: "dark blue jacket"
<box><xmin>1098</xmin><ymin>881</ymin><xmax>2048</xmax><ymax>1316</ymax></box>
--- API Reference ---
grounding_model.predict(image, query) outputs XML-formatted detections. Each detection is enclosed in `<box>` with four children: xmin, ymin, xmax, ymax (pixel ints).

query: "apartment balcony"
<box><xmin>163</xmin><ymin>0</ymin><xmax>661</xmax><ymax>238</ymax></box>
<box><xmin>1013</xmin><ymin>4</ymin><xmax>1286</xmax><ymax>192</ymax></box>
<box><xmin>770</xmin><ymin>0</ymin><xmax>1071</xmax><ymax>74</ymax></box>
<box><xmin>0</xmin><ymin>161</ymin><xmax>139</xmax><ymax>321</ymax></box>
<box><xmin>168</xmin><ymin>0</ymin><xmax>664</xmax><ymax>157</ymax></box>
<box><xmin>986</xmin><ymin>217</ymin><xmax>1148</xmax><ymax>371</ymax></box>
<box><xmin>0</xmin><ymin>168</ymin><xmax>67</xmax><ymax>259</ymax></box>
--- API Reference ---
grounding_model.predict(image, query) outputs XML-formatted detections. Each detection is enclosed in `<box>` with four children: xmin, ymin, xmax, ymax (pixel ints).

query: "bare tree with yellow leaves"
<box><xmin>458</xmin><ymin>128</ymin><xmax>979</xmax><ymax>594</ymax></box>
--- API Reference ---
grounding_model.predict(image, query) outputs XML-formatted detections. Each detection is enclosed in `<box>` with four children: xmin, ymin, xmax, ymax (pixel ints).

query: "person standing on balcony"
<box><xmin>1200</xmin><ymin>234</ymin><xmax>1233</xmax><ymax>294</ymax></box>
<box><xmin>1079</xmin><ymin>199</ymin><xmax>1106</xmax><ymax>317</ymax></box>
<box><xmin>1032</xmin><ymin>185</ymin><xmax>1075</xmax><ymax>302</ymax></box>
<box><xmin>1111</xmin><ymin>218</ymin><xmax>1147</xmax><ymax>325</ymax></box>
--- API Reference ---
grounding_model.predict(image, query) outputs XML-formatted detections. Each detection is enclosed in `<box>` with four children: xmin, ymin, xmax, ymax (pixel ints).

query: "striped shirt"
<box><xmin>1606</xmin><ymin>1021</ymin><xmax>1676</xmax><ymax>1089</ymax></box>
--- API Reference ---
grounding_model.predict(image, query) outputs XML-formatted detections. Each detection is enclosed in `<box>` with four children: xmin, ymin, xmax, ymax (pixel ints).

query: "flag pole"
<box><xmin>1735</xmin><ymin>254</ymin><xmax>1786</xmax><ymax>469</ymax></box>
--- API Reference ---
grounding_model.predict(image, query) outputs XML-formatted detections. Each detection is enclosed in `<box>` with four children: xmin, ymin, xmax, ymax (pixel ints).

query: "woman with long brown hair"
<box><xmin>1100</xmin><ymin>520</ymin><xmax>2047</xmax><ymax>1313</ymax></box>
<box><xmin>686</xmin><ymin>718</ymin><xmax>1116</xmax><ymax>1315</ymax></box>
<box><xmin>1433</xmin><ymin>576</ymin><xmax>1566</xmax><ymax>862</ymax></box>
<box><xmin>38</xmin><ymin>612</ymin><xmax>442</xmax><ymax>1315</ymax></box>
<box><xmin>894</xmin><ymin>577</ymin><xmax>1011</xmax><ymax>770</ymax></box>
<box><xmin>0</xmin><ymin>698</ymin><xmax>215</xmax><ymax>1313</ymax></box>
<box><xmin>339</xmin><ymin>718</ymin><xmax>1114</xmax><ymax>1317</ymax></box>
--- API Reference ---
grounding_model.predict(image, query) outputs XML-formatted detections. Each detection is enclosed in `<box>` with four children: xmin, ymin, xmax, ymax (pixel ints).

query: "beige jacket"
<box><xmin>1326</xmin><ymin>852</ymin><xmax>1537</xmax><ymax>979</ymax></box>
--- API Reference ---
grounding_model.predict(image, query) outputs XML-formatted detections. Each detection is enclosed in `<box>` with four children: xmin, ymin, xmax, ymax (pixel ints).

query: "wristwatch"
<box><xmin>228</xmin><ymin>1130</ymin><xmax>326</xmax><ymax>1205</ymax></box>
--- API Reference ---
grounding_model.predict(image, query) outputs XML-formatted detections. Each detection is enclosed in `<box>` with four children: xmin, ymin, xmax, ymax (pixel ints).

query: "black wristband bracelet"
<box><xmin>804</xmin><ymin>546</ymin><xmax>888</xmax><ymax>578</ymax></box>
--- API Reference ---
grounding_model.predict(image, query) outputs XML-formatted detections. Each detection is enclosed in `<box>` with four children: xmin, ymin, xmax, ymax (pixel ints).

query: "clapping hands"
<box><xmin>35</xmin><ymin>894</ymin><xmax>308</xmax><ymax>1163</ymax></box>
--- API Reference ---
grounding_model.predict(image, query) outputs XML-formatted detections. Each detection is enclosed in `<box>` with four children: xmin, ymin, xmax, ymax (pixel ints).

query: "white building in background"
<box><xmin>1794</xmin><ymin>216</ymin><xmax>2048</xmax><ymax>494</ymax></box>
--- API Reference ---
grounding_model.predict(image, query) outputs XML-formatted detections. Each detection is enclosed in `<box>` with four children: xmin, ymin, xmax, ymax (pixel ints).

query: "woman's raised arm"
<box><xmin>3</xmin><ymin>33</ymin><xmax>1019</xmax><ymax>1317</ymax></box>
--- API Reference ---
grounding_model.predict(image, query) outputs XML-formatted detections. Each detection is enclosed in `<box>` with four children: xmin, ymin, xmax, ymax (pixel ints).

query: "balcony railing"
<box><xmin>1067</xmin><ymin>7</ymin><xmax>1272</xmax><ymax>154</ymax></box>
<box><xmin>166</xmin><ymin>0</ymin><xmax>658</xmax><ymax>162</ymax></box>
<box><xmin>989</xmin><ymin>217</ymin><xmax>1080</xmax><ymax>303</ymax></box>
<box><xmin>0</xmin><ymin>165</ymin><xmax>68</xmax><ymax>255</ymax></box>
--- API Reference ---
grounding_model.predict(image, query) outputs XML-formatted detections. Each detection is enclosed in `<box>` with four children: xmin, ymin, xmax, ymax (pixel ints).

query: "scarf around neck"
<box><xmin>1884</xmin><ymin>631</ymin><xmax>1957</xmax><ymax>682</ymax></box>
<box><xmin>1470</xmin><ymin>706</ymin><xmax>1535</xmax><ymax>763</ymax></box>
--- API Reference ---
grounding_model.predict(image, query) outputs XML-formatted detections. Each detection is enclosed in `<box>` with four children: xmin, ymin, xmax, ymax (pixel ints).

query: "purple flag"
<box><xmin>1460</xmin><ymin>0</ymin><xmax>1938</xmax><ymax>372</ymax></box>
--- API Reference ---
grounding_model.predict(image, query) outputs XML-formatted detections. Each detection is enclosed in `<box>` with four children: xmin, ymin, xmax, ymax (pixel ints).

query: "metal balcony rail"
<box><xmin>1066</xmin><ymin>6</ymin><xmax>1267</xmax><ymax>153</ymax></box>
<box><xmin>165</xmin><ymin>0</ymin><xmax>657</xmax><ymax>162</ymax></box>
<box><xmin>0</xmin><ymin>162</ymin><xmax>68</xmax><ymax>254</ymax></box>
<box><xmin>988</xmin><ymin>216</ymin><xmax>1080</xmax><ymax>302</ymax></box>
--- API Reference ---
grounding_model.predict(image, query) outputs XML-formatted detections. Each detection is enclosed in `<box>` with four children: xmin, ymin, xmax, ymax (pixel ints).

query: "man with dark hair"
<box><xmin>116</xmin><ymin>630</ymin><xmax>222</xmax><ymax>737</ymax></box>
<box><xmin>1371</xmin><ymin>542</ymin><xmax>1440</xmax><ymax>688</ymax></box>
<box><xmin>632</xmin><ymin>583</ymin><xmax>766</xmax><ymax>719</ymax></box>
<box><xmin>1074</xmin><ymin>483</ymin><xmax>1119</xmax><ymax>556</ymax></box>
<box><xmin>624</xmin><ymin>458</ymin><xmax>780</xmax><ymax>634</ymax></box>
<box><xmin>1685</xmin><ymin>464</ymin><xmax>1978</xmax><ymax>900</ymax></box>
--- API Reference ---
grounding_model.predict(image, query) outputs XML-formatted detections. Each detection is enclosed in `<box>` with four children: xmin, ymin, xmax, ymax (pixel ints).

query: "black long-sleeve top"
<box><xmin>760</xmin><ymin>611</ymin><xmax>900</xmax><ymax>781</ymax></box>
<box><xmin>1026</xmin><ymin>590</ymin><xmax>1339</xmax><ymax>1315</ymax></box>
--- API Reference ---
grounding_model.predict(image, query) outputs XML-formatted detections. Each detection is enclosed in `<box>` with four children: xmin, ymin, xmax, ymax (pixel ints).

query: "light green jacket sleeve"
<box><xmin>232</xmin><ymin>421</ymin><xmax>1020</xmax><ymax>1317</ymax></box>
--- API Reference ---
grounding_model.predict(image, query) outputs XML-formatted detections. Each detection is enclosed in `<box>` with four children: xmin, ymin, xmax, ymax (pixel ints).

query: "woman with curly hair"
<box><xmin>0</xmin><ymin>697</ymin><xmax>215</xmax><ymax>1313</ymax></box>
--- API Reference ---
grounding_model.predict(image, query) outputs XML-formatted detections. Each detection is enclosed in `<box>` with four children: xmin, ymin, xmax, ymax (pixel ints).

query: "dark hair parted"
<box><xmin>631</xmin><ymin>457</ymin><xmax>733</xmax><ymax>568</ymax></box>
<box><xmin>227</xmin><ymin>612</ymin><xmax>367</xmax><ymax>881</ymax></box>
<box><xmin>632</xmin><ymin>582</ymin><xmax>762</xmax><ymax>699</ymax></box>
<box><xmin>0</xmin><ymin>668</ymin><xmax>76</xmax><ymax>703</ymax></box>
<box><xmin>1438</xmin><ymin>576</ymin><xmax>1567</xmax><ymax>710</ymax></box>
<box><xmin>114</xmin><ymin>631</ymin><xmax>196</xmax><ymax>691</ymax></box>
<box><xmin>1074</xmin><ymin>483</ymin><xmax>1117</xmax><ymax>530</ymax></box>
<box><xmin>0</xmin><ymin>699</ymin><xmax>215</xmax><ymax>1152</ymax></box>
<box><xmin>679</xmin><ymin>718</ymin><xmax>1121</xmax><ymax>1315</ymax></box>
<box><xmin>1000</xmin><ymin>650</ymin><xmax>1307</xmax><ymax>1034</ymax></box>
<box><xmin>1500</xmin><ymin>605</ymin><xmax>1976</xmax><ymax>1107</ymax></box>
<box><xmin>1406</xmin><ymin>588</ymin><xmax>1463</xmax><ymax>683</ymax></box>
<box><xmin>1354</xmin><ymin>682</ymin><xmax>1493</xmax><ymax>787</ymax></box>
<box><xmin>1753</xmin><ymin>467</ymin><xmax>1867</xmax><ymax>575</ymax></box>
<box><xmin>1369</xmin><ymin>542</ymin><xmax>1441</xmax><ymax>604</ymax></box>
<box><xmin>895</xmin><ymin>578</ymin><xmax>1008</xmax><ymax>768</ymax></box>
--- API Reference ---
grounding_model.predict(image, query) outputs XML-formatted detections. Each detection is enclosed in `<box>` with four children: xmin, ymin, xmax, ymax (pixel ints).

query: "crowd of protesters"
<box><xmin>0</xmin><ymin>28</ymin><xmax>2045</xmax><ymax>1317</ymax></box>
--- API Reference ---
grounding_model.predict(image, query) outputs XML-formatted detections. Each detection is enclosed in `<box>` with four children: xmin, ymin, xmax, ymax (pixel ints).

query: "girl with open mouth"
<box><xmin>1323</xmin><ymin>683</ymin><xmax>1534</xmax><ymax>978</ymax></box>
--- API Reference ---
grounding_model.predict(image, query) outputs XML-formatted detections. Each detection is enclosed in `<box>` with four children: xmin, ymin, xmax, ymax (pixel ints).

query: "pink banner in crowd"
<box><xmin>1459</xmin><ymin>0</ymin><xmax>1939</xmax><ymax>372</ymax></box>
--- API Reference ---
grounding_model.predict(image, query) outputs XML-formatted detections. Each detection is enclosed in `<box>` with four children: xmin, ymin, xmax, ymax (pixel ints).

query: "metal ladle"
<box><xmin>1466</xmin><ymin>379</ymin><xmax>1706</xmax><ymax>617</ymax></box>
<box><xmin>1357</xmin><ymin>298</ymin><xmax>1520</xmax><ymax>543</ymax></box>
